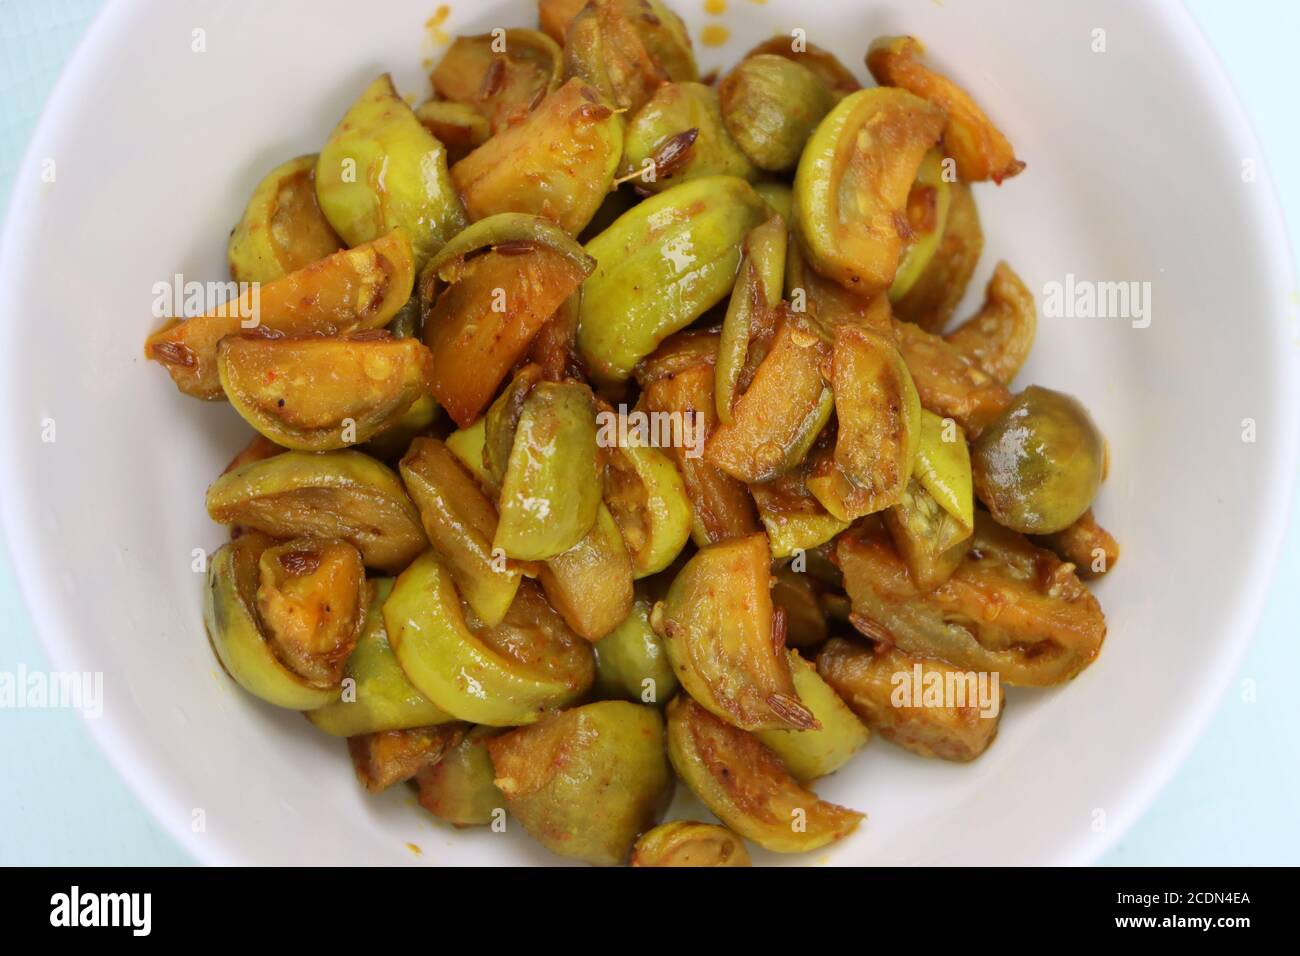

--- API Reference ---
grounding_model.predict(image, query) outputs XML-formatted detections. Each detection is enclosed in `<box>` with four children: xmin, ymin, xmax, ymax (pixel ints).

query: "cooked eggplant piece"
<box><xmin>452</xmin><ymin>79</ymin><xmax>622</xmax><ymax>236</ymax></box>
<box><xmin>399</xmin><ymin>437</ymin><xmax>523</xmax><ymax>627</ymax></box>
<box><xmin>893</xmin><ymin>180</ymin><xmax>984</xmax><ymax>333</ymax></box>
<box><xmin>867</xmin><ymin>35</ymin><xmax>1025</xmax><ymax>184</ymax></box>
<box><xmin>807</xmin><ymin>325</ymin><xmax>921</xmax><ymax>520</ymax></box>
<box><xmin>444</xmin><ymin>418</ymin><xmax>491</xmax><ymax>484</ymax></box>
<box><xmin>971</xmin><ymin>386</ymin><xmax>1104</xmax><ymax>534</ymax></box>
<box><xmin>601</xmin><ymin>432</ymin><xmax>693</xmax><ymax>578</ymax></box>
<box><xmin>145</xmin><ymin>230</ymin><xmax>414</xmax><ymax>400</ymax></box>
<box><xmin>593</xmin><ymin>594</ymin><xmax>680</xmax><ymax>704</ymax></box>
<box><xmin>539</xmin><ymin>504</ymin><xmax>635</xmax><ymax>641</ymax></box>
<box><xmin>1032</xmin><ymin>509</ymin><xmax>1120</xmax><ymax>580</ymax></box>
<box><xmin>943</xmin><ymin>261</ymin><xmax>1036</xmax><ymax>383</ymax></box>
<box><xmin>415</xmin><ymin>726</ymin><xmax>505</xmax><ymax>826</ymax></box>
<box><xmin>349</xmin><ymin>723</ymin><xmax>467</xmax><ymax>793</ymax></box>
<box><xmin>783</xmin><ymin>240</ymin><xmax>896</xmax><ymax>341</ymax></box>
<box><xmin>307</xmin><ymin>579</ymin><xmax>455</xmax><ymax>737</ymax></box>
<box><xmin>653</xmin><ymin>533</ymin><xmax>814</xmax><ymax>731</ymax></box>
<box><xmin>384</xmin><ymin>553</ymin><xmax>594</xmax><ymax>725</ymax></box>
<box><xmin>888</xmin><ymin>149</ymin><xmax>952</xmax><ymax>301</ymax></box>
<box><xmin>893</xmin><ymin>317</ymin><xmax>1013</xmax><ymax>437</ymax></box>
<box><xmin>719</xmin><ymin>54</ymin><xmax>835</xmax><ymax>173</ymax></box>
<box><xmin>206</xmin><ymin>450</ymin><xmax>427</xmax><ymax>573</ymax></box>
<box><xmin>621</xmin><ymin>81</ymin><xmax>758</xmax><ymax>192</ymax></box>
<box><xmin>638</xmin><ymin>362</ymin><xmax>761</xmax><ymax>546</ymax></box>
<box><xmin>431</xmin><ymin>29</ymin><xmax>563</xmax><ymax>135</ymax></box>
<box><xmin>666</xmin><ymin>695</ymin><xmax>862</xmax><ymax>853</ymax></box>
<box><xmin>228</xmin><ymin>154</ymin><xmax>342</xmax><ymax>284</ymax></box>
<box><xmin>715</xmin><ymin>214</ymin><xmax>787</xmax><ymax>424</ymax></box>
<box><xmin>750</xmin><ymin>452</ymin><xmax>850</xmax><ymax>560</ymax></box>
<box><xmin>770</xmin><ymin>568</ymin><xmax>829</xmax><ymax>649</ymax></box>
<box><xmin>421</xmin><ymin>217</ymin><xmax>593</xmax><ymax>427</ymax></box>
<box><xmin>755</xmin><ymin>650</ymin><xmax>870</xmax><ymax>781</ymax></box>
<box><xmin>793</xmin><ymin>87</ymin><xmax>945</xmax><ymax>295</ymax></box>
<box><xmin>817</xmin><ymin>638</ymin><xmax>1002</xmax><ymax>761</ymax></box>
<box><xmin>740</xmin><ymin>36</ymin><xmax>861</xmax><ymax>99</ymax></box>
<box><xmin>254</xmin><ymin>537</ymin><xmax>367</xmax><ymax>688</ymax></box>
<box><xmin>483</xmin><ymin>364</ymin><xmax>544</xmax><ymax>494</ymax></box>
<box><xmin>205</xmin><ymin>533</ymin><xmax>341</xmax><ymax>710</ymax></box>
<box><xmin>414</xmin><ymin>100</ymin><xmax>490</xmax><ymax>165</ymax></box>
<box><xmin>631</xmin><ymin>821</ymin><xmax>751</xmax><ymax>867</ymax></box>
<box><xmin>884</xmin><ymin>409</ymin><xmax>976</xmax><ymax>589</ymax></box>
<box><xmin>487</xmin><ymin>701</ymin><xmax>674</xmax><ymax>865</ymax></box>
<box><xmin>707</xmin><ymin>312</ymin><xmax>832</xmax><ymax>483</ymax></box>
<box><xmin>217</xmin><ymin>333</ymin><xmax>435</xmax><ymax>451</ymax></box>
<box><xmin>837</xmin><ymin>515</ymin><xmax>1106</xmax><ymax>685</ymax></box>
<box><xmin>495</xmin><ymin>381</ymin><xmax>602</xmax><ymax>561</ymax></box>
<box><xmin>316</xmin><ymin>74</ymin><xmax>466</xmax><ymax>272</ymax></box>
<box><xmin>539</xmin><ymin>0</ymin><xmax>587</xmax><ymax>44</ymax></box>
<box><xmin>578</xmin><ymin>176</ymin><xmax>767</xmax><ymax>383</ymax></box>
<box><xmin>563</xmin><ymin>0</ymin><xmax>698</xmax><ymax>115</ymax></box>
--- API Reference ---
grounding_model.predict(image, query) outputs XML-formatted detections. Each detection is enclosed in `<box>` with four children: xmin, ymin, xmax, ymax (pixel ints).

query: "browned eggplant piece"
<box><xmin>653</xmin><ymin>533</ymin><xmax>815</xmax><ymax>731</ymax></box>
<box><xmin>666</xmin><ymin>695</ymin><xmax>862</xmax><ymax>853</ymax></box>
<box><xmin>836</xmin><ymin>515</ymin><xmax>1106</xmax><ymax>686</ymax></box>
<box><xmin>943</xmin><ymin>261</ymin><xmax>1036</xmax><ymax>384</ymax></box>
<box><xmin>817</xmin><ymin>638</ymin><xmax>1002</xmax><ymax>761</ymax></box>
<box><xmin>348</xmin><ymin>723</ymin><xmax>467</xmax><ymax>793</ymax></box>
<box><xmin>638</xmin><ymin>362</ymin><xmax>760</xmax><ymax>546</ymax></box>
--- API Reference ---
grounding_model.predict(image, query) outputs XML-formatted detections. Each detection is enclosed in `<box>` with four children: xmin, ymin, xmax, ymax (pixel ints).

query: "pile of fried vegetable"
<box><xmin>145</xmin><ymin>0</ymin><xmax>1117</xmax><ymax>867</ymax></box>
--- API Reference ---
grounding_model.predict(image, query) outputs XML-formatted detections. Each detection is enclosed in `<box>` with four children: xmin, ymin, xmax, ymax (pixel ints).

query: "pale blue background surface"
<box><xmin>1</xmin><ymin>0</ymin><xmax>1297</xmax><ymax>866</ymax></box>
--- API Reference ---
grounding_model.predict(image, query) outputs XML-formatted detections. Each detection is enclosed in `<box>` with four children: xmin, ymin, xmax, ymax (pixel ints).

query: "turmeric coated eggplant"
<box><xmin>488</xmin><ymin>701</ymin><xmax>674</xmax><ymax>865</ymax></box>
<box><xmin>593</xmin><ymin>594</ymin><xmax>680</xmax><ymax>705</ymax></box>
<box><xmin>667</xmin><ymin>695</ymin><xmax>862</xmax><ymax>853</ymax></box>
<box><xmin>384</xmin><ymin>554</ymin><xmax>594</xmax><ymax>726</ymax></box>
<box><xmin>206</xmin><ymin>532</ymin><xmax>358</xmax><ymax>710</ymax></box>
<box><xmin>621</xmin><ymin>81</ymin><xmax>758</xmax><ymax>192</ymax></box>
<box><xmin>494</xmin><ymin>381</ymin><xmax>603</xmax><ymax>561</ymax></box>
<box><xmin>452</xmin><ymin>79</ymin><xmax>623</xmax><ymax>236</ymax></box>
<box><xmin>206</xmin><ymin>450</ymin><xmax>427</xmax><ymax>573</ymax></box>
<box><xmin>653</xmin><ymin>533</ymin><xmax>815</xmax><ymax>732</ymax></box>
<box><xmin>755</xmin><ymin>650</ymin><xmax>871</xmax><ymax>781</ymax></box>
<box><xmin>399</xmin><ymin>437</ymin><xmax>523</xmax><ymax>627</ymax></box>
<box><xmin>218</xmin><ymin>333</ymin><xmax>435</xmax><ymax>451</ymax></box>
<box><xmin>866</xmin><ymin>35</ymin><xmax>1025</xmax><ymax>184</ymax></box>
<box><xmin>578</xmin><ymin>176</ymin><xmax>767</xmax><ymax>383</ymax></box>
<box><xmin>431</xmin><ymin>29</ymin><xmax>563</xmax><ymax>136</ymax></box>
<box><xmin>421</xmin><ymin>216</ymin><xmax>594</xmax><ymax>427</ymax></box>
<box><xmin>793</xmin><ymin>88</ymin><xmax>945</xmax><ymax>295</ymax></box>
<box><xmin>146</xmin><ymin>230</ymin><xmax>414</xmax><ymax>400</ymax></box>
<box><xmin>316</xmin><ymin>74</ymin><xmax>466</xmax><ymax>272</ymax></box>
<box><xmin>817</xmin><ymin>638</ymin><xmax>1003</xmax><ymax>762</ymax></box>
<box><xmin>837</xmin><ymin>515</ymin><xmax>1106</xmax><ymax>685</ymax></box>
<box><xmin>307</xmin><ymin>579</ymin><xmax>455</xmax><ymax>737</ymax></box>
<box><xmin>228</xmin><ymin>154</ymin><xmax>342</xmax><ymax>284</ymax></box>
<box><xmin>631</xmin><ymin>821</ymin><xmax>751</xmax><ymax>867</ymax></box>
<box><xmin>415</xmin><ymin>726</ymin><xmax>505</xmax><ymax>827</ymax></box>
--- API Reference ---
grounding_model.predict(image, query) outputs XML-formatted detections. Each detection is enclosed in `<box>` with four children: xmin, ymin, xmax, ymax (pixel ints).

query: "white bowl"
<box><xmin>2</xmin><ymin>0</ymin><xmax>1296</xmax><ymax>866</ymax></box>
